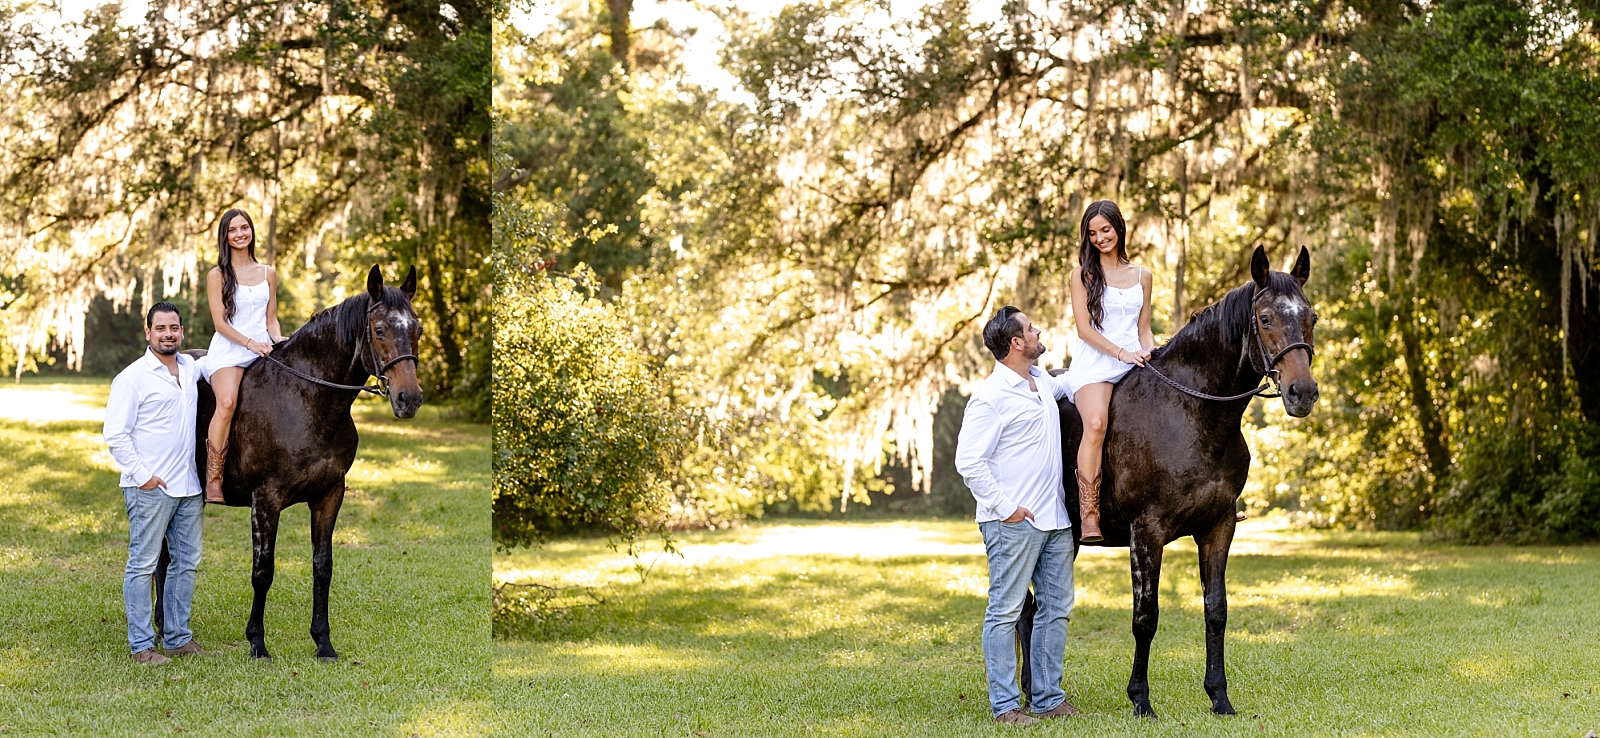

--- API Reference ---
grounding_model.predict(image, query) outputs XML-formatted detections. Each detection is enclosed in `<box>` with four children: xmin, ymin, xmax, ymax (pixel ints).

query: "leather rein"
<box><xmin>260</xmin><ymin>301</ymin><xmax>418</xmax><ymax>397</ymax></box>
<box><xmin>1136</xmin><ymin>287</ymin><xmax>1312</xmax><ymax>403</ymax></box>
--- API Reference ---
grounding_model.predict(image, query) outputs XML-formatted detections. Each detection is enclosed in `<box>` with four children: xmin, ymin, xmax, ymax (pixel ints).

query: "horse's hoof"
<box><xmin>1212</xmin><ymin>700</ymin><xmax>1236</xmax><ymax>716</ymax></box>
<box><xmin>250</xmin><ymin>646</ymin><xmax>272</xmax><ymax>661</ymax></box>
<box><xmin>317</xmin><ymin>654</ymin><xmax>339</xmax><ymax>664</ymax></box>
<box><xmin>1133</xmin><ymin>703</ymin><xmax>1159</xmax><ymax>719</ymax></box>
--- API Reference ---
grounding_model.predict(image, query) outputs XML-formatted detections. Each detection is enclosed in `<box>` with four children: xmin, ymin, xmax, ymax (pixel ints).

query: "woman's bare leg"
<box><xmin>208</xmin><ymin>366</ymin><xmax>244</xmax><ymax>450</ymax></box>
<box><xmin>204</xmin><ymin>366</ymin><xmax>243</xmax><ymax>502</ymax></box>
<box><xmin>1074</xmin><ymin>382</ymin><xmax>1113</xmax><ymax>541</ymax></box>
<box><xmin>1075</xmin><ymin>382</ymin><xmax>1113</xmax><ymax>479</ymax></box>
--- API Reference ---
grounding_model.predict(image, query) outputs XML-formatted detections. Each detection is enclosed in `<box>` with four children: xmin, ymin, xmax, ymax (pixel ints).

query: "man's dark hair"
<box><xmin>146</xmin><ymin>302</ymin><xmax>182</xmax><ymax>328</ymax></box>
<box><xmin>983</xmin><ymin>306</ymin><xmax>1025</xmax><ymax>360</ymax></box>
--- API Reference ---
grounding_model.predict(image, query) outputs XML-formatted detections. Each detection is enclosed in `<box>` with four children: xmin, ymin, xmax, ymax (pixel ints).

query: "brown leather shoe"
<box><xmin>1030</xmin><ymin>700</ymin><xmax>1080</xmax><ymax>719</ymax></box>
<box><xmin>166</xmin><ymin>640</ymin><xmax>215</xmax><ymax>657</ymax></box>
<box><xmin>131</xmin><ymin>648</ymin><xmax>170</xmax><ymax>665</ymax></box>
<box><xmin>1075</xmin><ymin>468</ymin><xmax>1104</xmax><ymax>542</ymax></box>
<box><xmin>204</xmin><ymin>439</ymin><xmax>227</xmax><ymax>503</ymax></box>
<box><xmin>994</xmin><ymin>709</ymin><xmax>1036</xmax><ymax>725</ymax></box>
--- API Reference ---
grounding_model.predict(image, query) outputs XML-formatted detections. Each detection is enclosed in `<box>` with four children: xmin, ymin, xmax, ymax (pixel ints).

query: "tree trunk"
<box><xmin>1567</xmin><ymin>263</ymin><xmax>1600</xmax><ymax>424</ymax></box>
<box><xmin>606</xmin><ymin>0</ymin><xmax>632</xmax><ymax>67</ymax></box>
<box><xmin>1397</xmin><ymin>298</ymin><xmax>1451</xmax><ymax>496</ymax></box>
<box><xmin>424</xmin><ymin>237</ymin><xmax>465</xmax><ymax>389</ymax></box>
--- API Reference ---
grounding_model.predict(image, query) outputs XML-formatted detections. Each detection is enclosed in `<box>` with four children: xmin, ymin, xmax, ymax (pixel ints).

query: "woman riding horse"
<box><xmin>197</xmin><ymin>208</ymin><xmax>287</xmax><ymax>503</ymax></box>
<box><xmin>1061</xmin><ymin>200</ymin><xmax>1154</xmax><ymax>542</ymax></box>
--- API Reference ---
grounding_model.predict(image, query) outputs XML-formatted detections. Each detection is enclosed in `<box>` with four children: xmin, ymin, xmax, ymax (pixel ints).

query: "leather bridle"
<box><xmin>1139</xmin><ymin>286</ymin><xmax>1313</xmax><ymax>402</ymax></box>
<box><xmin>359</xmin><ymin>301</ymin><xmax>419</xmax><ymax>397</ymax></box>
<box><xmin>262</xmin><ymin>300</ymin><xmax>418</xmax><ymax>397</ymax></box>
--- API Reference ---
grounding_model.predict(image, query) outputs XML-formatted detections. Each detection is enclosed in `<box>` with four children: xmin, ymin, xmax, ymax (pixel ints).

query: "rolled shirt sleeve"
<box><xmin>103</xmin><ymin>373</ymin><xmax>153</xmax><ymax>488</ymax></box>
<box><xmin>954</xmin><ymin>396</ymin><xmax>1019</xmax><ymax>522</ymax></box>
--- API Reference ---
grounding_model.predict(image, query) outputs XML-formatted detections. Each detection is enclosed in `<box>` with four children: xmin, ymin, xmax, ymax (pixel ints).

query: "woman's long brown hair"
<box><xmin>1077</xmin><ymin>199</ymin><xmax>1129</xmax><ymax>331</ymax></box>
<box><xmin>216</xmin><ymin>209</ymin><xmax>257</xmax><ymax>324</ymax></box>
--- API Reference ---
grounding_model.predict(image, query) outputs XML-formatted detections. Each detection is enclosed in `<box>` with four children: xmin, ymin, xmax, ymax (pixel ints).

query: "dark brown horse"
<box><xmin>1019</xmin><ymin>245</ymin><xmax>1318</xmax><ymax>717</ymax></box>
<box><xmin>157</xmin><ymin>265</ymin><xmax>423</xmax><ymax>661</ymax></box>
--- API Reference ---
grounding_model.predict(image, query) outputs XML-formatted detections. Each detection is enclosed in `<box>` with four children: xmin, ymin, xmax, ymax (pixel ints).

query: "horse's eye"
<box><xmin>1259</xmin><ymin>313</ymin><xmax>1271</xmax><ymax>325</ymax></box>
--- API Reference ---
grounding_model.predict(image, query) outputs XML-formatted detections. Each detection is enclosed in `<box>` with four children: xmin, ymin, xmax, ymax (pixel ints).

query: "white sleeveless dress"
<box><xmin>1062</xmin><ymin>281</ymin><xmax>1144</xmax><ymax>402</ymax></box>
<box><xmin>198</xmin><ymin>280</ymin><xmax>272</xmax><ymax>382</ymax></box>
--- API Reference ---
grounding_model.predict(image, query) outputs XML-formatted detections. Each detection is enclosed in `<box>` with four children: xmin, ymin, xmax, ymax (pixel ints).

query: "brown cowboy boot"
<box><xmin>1076</xmin><ymin>468</ymin><xmax>1104</xmax><ymax>542</ymax></box>
<box><xmin>204</xmin><ymin>439</ymin><xmax>227</xmax><ymax>503</ymax></box>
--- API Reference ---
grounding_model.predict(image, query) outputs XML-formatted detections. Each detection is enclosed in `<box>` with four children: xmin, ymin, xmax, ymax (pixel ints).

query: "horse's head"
<box><xmin>364</xmin><ymin>265</ymin><xmax>424</xmax><ymax>419</ymax></box>
<box><xmin>1248</xmin><ymin>245</ymin><xmax>1319</xmax><ymax>417</ymax></box>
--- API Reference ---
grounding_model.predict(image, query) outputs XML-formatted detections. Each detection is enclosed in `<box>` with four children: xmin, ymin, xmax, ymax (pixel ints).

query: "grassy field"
<box><xmin>494</xmin><ymin>518</ymin><xmax>1600</xmax><ymax>737</ymax></box>
<box><xmin>0</xmin><ymin>377</ymin><xmax>490</xmax><ymax>736</ymax></box>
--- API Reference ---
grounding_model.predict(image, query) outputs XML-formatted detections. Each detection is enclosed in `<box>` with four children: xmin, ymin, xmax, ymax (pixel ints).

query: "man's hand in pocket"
<box><xmin>1003</xmin><ymin>506</ymin><xmax>1035</xmax><ymax>523</ymax></box>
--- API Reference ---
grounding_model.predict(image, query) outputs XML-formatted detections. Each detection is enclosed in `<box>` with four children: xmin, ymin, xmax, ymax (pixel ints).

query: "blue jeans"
<box><xmin>122</xmin><ymin>486</ymin><xmax>203</xmax><ymax>653</ymax></box>
<box><xmin>979</xmin><ymin>520</ymin><xmax>1075</xmax><ymax>716</ymax></box>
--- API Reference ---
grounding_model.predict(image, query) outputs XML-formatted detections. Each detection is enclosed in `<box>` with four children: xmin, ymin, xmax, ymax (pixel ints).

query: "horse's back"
<box><xmin>1054</xmin><ymin>367</ymin><xmax>1246</xmax><ymax>547</ymax></box>
<box><xmin>192</xmin><ymin>354</ymin><xmax>360</xmax><ymax>508</ymax></box>
<box><xmin>1113</xmin><ymin>368</ymin><xmax>1253</xmax><ymax>516</ymax></box>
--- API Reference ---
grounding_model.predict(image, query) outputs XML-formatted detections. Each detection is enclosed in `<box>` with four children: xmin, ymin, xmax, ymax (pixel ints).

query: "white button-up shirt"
<box><xmin>104</xmin><ymin>349</ymin><xmax>201</xmax><ymax>498</ymax></box>
<box><xmin>955</xmin><ymin>362</ymin><xmax>1073</xmax><ymax>530</ymax></box>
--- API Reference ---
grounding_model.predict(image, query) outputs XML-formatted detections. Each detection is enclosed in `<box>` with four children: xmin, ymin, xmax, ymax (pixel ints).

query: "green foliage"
<box><xmin>497</xmin><ymin>0</ymin><xmax>1600</xmax><ymax>540</ymax></box>
<box><xmin>1270</xmin><ymin>0</ymin><xmax>1600</xmax><ymax>537</ymax></box>
<box><xmin>0</xmin><ymin>0</ymin><xmax>491</xmax><ymax>415</ymax></box>
<box><xmin>494</xmin><ymin>1</ymin><xmax>866</xmax><ymax>527</ymax></box>
<box><xmin>1446</xmin><ymin>421</ymin><xmax>1600</xmax><ymax>543</ymax></box>
<box><xmin>1537</xmin><ymin>426</ymin><xmax>1600</xmax><ymax>540</ymax></box>
<box><xmin>495</xmin><ymin>3</ymin><xmax>670</xmax><ymax>287</ymax></box>
<box><xmin>491</xmin><ymin>261</ymin><xmax>693</xmax><ymax>548</ymax></box>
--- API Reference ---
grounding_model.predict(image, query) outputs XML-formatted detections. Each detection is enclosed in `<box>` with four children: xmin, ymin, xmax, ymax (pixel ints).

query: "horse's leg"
<box><xmin>1197</xmin><ymin>518</ymin><xmax>1238</xmax><ymax>715</ymax></box>
<box><xmin>246</xmin><ymin>498</ymin><xmax>283</xmax><ymax>660</ymax></box>
<box><xmin>153</xmin><ymin>538</ymin><xmax>169</xmax><ymax>644</ymax></box>
<box><xmin>1127</xmin><ymin>521</ymin><xmax>1164</xmax><ymax>718</ymax></box>
<box><xmin>308</xmin><ymin>483</ymin><xmax>346</xmax><ymax>662</ymax></box>
<box><xmin>1018</xmin><ymin>588</ymin><xmax>1036</xmax><ymax>707</ymax></box>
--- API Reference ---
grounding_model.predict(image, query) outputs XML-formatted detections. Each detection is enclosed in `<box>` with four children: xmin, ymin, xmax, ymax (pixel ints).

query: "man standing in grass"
<box><xmin>954</xmin><ymin>306</ymin><xmax>1078</xmax><ymax>725</ymax></box>
<box><xmin>104</xmin><ymin>302</ymin><xmax>213</xmax><ymax>664</ymax></box>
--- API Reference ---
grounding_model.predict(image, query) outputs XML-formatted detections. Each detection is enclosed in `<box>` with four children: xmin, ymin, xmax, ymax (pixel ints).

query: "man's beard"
<box><xmin>152</xmin><ymin>341</ymin><xmax>180</xmax><ymax>356</ymax></box>
<box><xmin>1026</xmin><ymin>341</ymin><xmax>1047</xmax><ymax>361</ymax></box>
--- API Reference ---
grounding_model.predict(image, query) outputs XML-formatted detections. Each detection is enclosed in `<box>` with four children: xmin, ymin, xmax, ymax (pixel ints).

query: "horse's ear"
<box><xmin>1290</xmin><ymin>245</ymin><xmax>1311</xmax><ymax>286</ymax></box>
<box><xmin>1250</xmin><ymin>245</ymin><xmax>1270</xmax><ymax>289</ymax></box>
<box><xmin>367</xmin><ymin>265</ymin><xmax>384</xmax><ymax>301</ymax></box>
<box><xmin>400</xmin><ymin>265</ymin><xmax>417</xmax><ymax>299</ymax></box>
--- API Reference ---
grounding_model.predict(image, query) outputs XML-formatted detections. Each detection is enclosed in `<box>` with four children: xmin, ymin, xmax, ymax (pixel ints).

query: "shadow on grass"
<box><xmin>495</xmin><ymin>522</ymin><xmax>1600</xmax><ymax>736</ymax></box>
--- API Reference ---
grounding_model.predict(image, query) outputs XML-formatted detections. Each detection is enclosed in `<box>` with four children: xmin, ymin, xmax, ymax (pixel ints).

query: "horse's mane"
<box><xmin>1152</xmin><ymin>271</ymin><xmax>1305</xmax><ymax>360</ymax></box>
<box><xmin>279</xmin><ymin>286</ymin><xmax>413</xmax><ymax>355</ymax></box>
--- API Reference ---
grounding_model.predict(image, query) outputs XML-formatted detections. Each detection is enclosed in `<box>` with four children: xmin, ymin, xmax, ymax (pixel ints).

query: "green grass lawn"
<box><xmin>0</xmin><ymin>385</ymin><xmax>490</xmax><ymax>736</ymax></box>
<box><xmin>494</xmin><ymin>519</ymin><xmax>1600</xmax><ymax>737</ymax></box>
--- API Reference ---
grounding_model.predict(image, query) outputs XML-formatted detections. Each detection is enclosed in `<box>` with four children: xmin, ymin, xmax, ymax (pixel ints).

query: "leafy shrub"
<box><xmin>1440</xmin><ymin>420</ymin><xmax>1600</xmax><ymax>543</ymax></box>
<box><xmin>491</xmin><ymin>261</ymin><xmax>695</xmax><ymax>549</ymax></box>
<box><xmin>1538</xmin><ymin>434</ymin><xmax>1600</xmax><ymax>542</ymax></box>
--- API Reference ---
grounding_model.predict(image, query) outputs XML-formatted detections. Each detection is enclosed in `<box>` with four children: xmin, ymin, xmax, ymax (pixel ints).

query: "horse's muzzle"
<box><xmin>391</xmin><ymin>389</ymin><xmax>424</xmax><ymax>419</ymax></box>
<box><xmin>1283</xmin><ymin>380</ymin><xmax>1319</xmax><ymax>417</ymax></box>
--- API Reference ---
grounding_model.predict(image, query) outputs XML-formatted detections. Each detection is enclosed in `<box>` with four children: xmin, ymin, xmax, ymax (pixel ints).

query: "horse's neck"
<box><xmin>272</xmin><ymin>327</ymin><xmax>368</xmax><ymax>391</ymax></box>
<box><xmin>1151</xmin><ymin>318</ymin><xmax>1263</xmax><ymax>403</ymax></box>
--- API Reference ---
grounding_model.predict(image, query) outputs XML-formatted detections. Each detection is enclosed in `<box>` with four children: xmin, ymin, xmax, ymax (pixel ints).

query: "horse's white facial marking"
<box><xmin>1274</xmin><ymin>295</ymin><xmax>1306</xmax><ymax>318</ymax></box>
